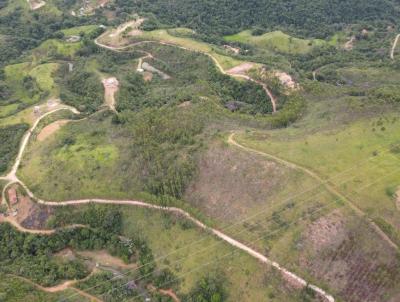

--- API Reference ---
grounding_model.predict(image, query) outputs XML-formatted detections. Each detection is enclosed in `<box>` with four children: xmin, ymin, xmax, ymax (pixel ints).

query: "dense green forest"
<box><xmin>114</xmin><ymin>0</ymin><xmax>400</xmax><ymax>38</ymax></box>
<box><xmin>0</xmin><ymin>123</ymin><xmax>29</xmax><ymax>173</ymax></box>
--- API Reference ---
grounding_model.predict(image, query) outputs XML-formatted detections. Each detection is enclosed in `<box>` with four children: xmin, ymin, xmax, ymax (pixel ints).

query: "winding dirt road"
<box><xmin>390</xmin><ymin>34</ymin><xmax>400</xmax><ymax>60</ymax></box>
<box><xmin>8</xmin><ymin>274</ymin><xmax>101</xmax><ymax>302</ymax></box>
<box><xmin>228</xmin><ymin>133</ymin><xmax>399</xmax><ymax>251</ymax></box>
<box><xmin>0</xmin><ymin>105</ymin><xmax>335</xmax><ymax>302</ymax></box>
<box><xmin>94</xmin><ymin>36</ymin><xmax>277</xmax><ymax>112</ymax></box>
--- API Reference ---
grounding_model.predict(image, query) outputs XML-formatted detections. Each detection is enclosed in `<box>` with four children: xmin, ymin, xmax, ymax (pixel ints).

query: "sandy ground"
<box><xmin>274</xmin><ymin>71</ymin><xmax>299</xmax><ymax>90</ymax></box>
<box><xmin>37</xmin><ymin>120</ymin><xmax>70</xmax><ymax>142</ymax></box>
<box><xmin>344</xmin><ymin>36</ymin><xmax>356</xmax><ymax>50</ymax></box>
<box><xmin>27</xmin><ymin>0</ymin><xmax>46</xmax><ymax>10</ymax></box>
<box><xmin>227</xmin><ymin>63</ymin><xmax>254</xmax><ymax>75</ymax></box>
<box><xmin>142</xmin><ymin>62</ymin><xmax>170</xmax><ymax>79</ymax></box>
<box><xmin>102</xmin><ymin>77</ymin><xmax>119</xmax><ymax>111</ymax></box>
<box><xmin>143</xmin><ymin>71</ymin><xmax>153</xmax><ymax>82</ymax></box>
<box><xmin>109</xmin><ymin>19</ymin><xmax>145</xmax><ymax>37</ymax></box>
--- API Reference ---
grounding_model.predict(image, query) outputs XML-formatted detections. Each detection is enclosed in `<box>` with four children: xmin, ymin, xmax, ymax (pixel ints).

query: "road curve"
<box><xmin>0</xmin><ymin>105</ymin><xmax>335</xmax><ymax>302</ymax></box>
<box><xmin>390</xmin><ymin>34</ymin><xmax>400</xmax><ymax>60</ymax></box>
<box><xmin>95</xmin><ymin>35</ymin><xmax>277</xmax><ymax>112</ymax></box>
<box><xmin>15</xmin><ymin>180</ymin><xmax>334</xmax><ymax>302</ymax></box>
<box><xmin>0</xmin><ymin>68</ymin><xmax>333</xmax><ymax>302</ymax></box>
<box><xmin>228</xmin><ymin>133</ymin><xmax>399</xmax><ymax>251</ymax></box>
<box><xmin>8</xmin><ymin>274</ymin><xmax>102</xmax><ymax>301</ymax></box>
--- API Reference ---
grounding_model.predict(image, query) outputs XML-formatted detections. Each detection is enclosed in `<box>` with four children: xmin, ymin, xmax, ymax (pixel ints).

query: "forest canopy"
<box><xmin>115</xmin><ymin>0</ymin><xmax>400</xmax><ymax>38</ymax></box>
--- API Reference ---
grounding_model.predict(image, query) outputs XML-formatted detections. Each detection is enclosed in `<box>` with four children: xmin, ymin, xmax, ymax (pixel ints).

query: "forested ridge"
<box><xmin>117</xmin><ymin>0</ymin><xmax>400</xmax><ymax>37</ymax></box>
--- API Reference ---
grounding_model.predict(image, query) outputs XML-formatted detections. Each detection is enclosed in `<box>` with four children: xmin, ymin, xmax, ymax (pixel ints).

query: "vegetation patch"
<box><xmin>0</xmin><ymin>123</ymin><xmax>28</xmax><ymax>173</ymax></box>
<box><xmin>225</xmin><ymin>30</ymin><xmax>327</xmax><ymax>54</ymax></box>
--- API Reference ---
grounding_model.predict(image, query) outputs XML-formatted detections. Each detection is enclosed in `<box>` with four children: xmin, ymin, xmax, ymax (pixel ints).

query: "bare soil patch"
<box><xmin>396</xmin><ymin>188</ymin><xmax>400</xmax><ymax>210</ymax></box>
<box><xmin>184</xmin><ymin>141</ymin><xmax>286</xmax><ymax>221</ymax></box>
<box><xmin>77</xmin><ymin>250</ymin><xmax>136</xmax><ymax>269</ymax></box>
<box><xmin>27</xmin><ymin>0</ymin><xmax>46</xmax><ymax>10</ymax></box>
<box><xmin>37</xmin><ymin>120</ymin><xmax>69</xmax><ymax>142</ymax></box>
<box><xmin>143</xmin><ymin>71</ymin><xmax>153</xmax><ymax>82</ymax></box>
<box><xmin>142</xmin><ymin>62</ymin><xmax>171</xmax><ymax>80</ymax></box>
<box><xmin>344</xmin><ymin>36</ymin><xmax>356</xmax><ymax>50</ymax></box>
<box><xmin>227</xmin><ymin>63</ymin><xmax>254</xmax><ymax>75</ymax></box>
<box><xmin>7</xmin><ymin>186</ymin><xmax>54</xmax><ymax>229</ymax></box>
<box><xmin>274</xmin><ymin>71</ymin><xmax>299</xmax><ymax>90</ymax></box>
<box><xmin>102</xmin><ymin>77</ymin><xmax>119</xmax><ymax>110</ymax></box>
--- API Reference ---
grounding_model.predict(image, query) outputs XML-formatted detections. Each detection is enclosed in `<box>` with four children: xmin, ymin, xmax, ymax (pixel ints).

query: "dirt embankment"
<box><xmin>37</xmin><ymin>120</ymin><xmax>70</xmax><ymax>142</ymax></box>
<box><xmin>102</xmin><ymin>77</ymin><xmax>119</xmax><ymax>111</ymax></box>
<box><xmin>27</xmin><ymin>0</ymin><xmax>46</xmax><ymax>10</ymax></box>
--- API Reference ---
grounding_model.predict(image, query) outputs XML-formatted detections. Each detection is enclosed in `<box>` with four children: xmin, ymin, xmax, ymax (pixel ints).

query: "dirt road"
<box><xmin>8</xmin><ymin>274</ymin><xmax>101</xmax><ymax>302</ymax></box>
<box><xmin>390</xmin><ymin>34</ymin><xmax>400</xmax><ymax>59</ymax></box>
<box><xmin>0</xmin><ymin>52</ymin><xmax>334</xmax><ymax>302</ymax></box>
<box><xmin>228</xmin><ymin>133</ymin><xmax>399</xmax><ymax>251</ymax></box>
<box><xmin>94</xmin><ymin>35</ymin><xmax>277</xmax><ymax>112</ymax></box>
<box><xmin>0</xmin><ymin>104</ymin><xmax>335</xmax><ymax>302</ymax></box>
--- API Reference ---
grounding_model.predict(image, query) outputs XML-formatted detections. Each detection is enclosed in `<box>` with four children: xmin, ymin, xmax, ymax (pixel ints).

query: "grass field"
<box><xmin>61</xmin><ymin>25</ymin><xmax>99</xmax><ymax>36</ymax></box>
<box><xmin>235</xmin><ymin>113</ymin><xmax>400</xmax><ymax>230</ymax></box>
<box><xmin>34</xmin><ymin>39</ymin><xmax>82</xmax><ymax>58</ymax></box>
<box><xmin>224</xmin><ymin>30</ymin><xmax>328</xmax><ymax>54</ymax></box>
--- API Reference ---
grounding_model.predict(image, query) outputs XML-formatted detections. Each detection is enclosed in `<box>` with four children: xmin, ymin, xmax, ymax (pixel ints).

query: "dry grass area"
<box><xmin>184</xmin><ymin>140</ymin><xmax>292</xmax><ymax>222</ymax></box>
<box><xmin>227</xmin><ymin>63</ymin><xmax>255</xmax><ymax>75</ymax></box>
<box><xmin>299</xmin><ymin>208</ymin><xmax>400</xmax><ymax>302</ymax></box>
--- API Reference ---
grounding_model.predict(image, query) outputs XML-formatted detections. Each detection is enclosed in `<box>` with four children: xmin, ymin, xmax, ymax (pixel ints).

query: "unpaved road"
<box><xmin>390</xmin><ymin>34</ymin><xmax>400</xmax><ymax>59</ymax></box>
<box><xmin>0</xmin><ymin>107</ymin><xmax>335</xmax><ymax>302</ymax></box>
<box><xmin>8</xmin><ymin>274</ymin><xmax>101</xmax><ymax>302</ymax></box>
<box><xmin>94</xmin><ymin>35</ymin><xmax>277</xmax><ymax>112</ymax></box>
<box><xmin>228</xmin><ymin>133</ymin><xmax>399</xmax><ymax>251</ymax></box>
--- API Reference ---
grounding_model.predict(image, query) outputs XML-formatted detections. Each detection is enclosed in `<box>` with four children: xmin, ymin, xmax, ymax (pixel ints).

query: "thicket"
<box><xmin>59</xmin><ymin>66</ymin><xmax>104</xmax><ymax>113</ymax></box>
<box><xmin>0</xmin><ymin>204</ymin><xmax>156</xmax><ymax>286</ymax></box>
<box><xmin>115</xmin><ymin>107</ymin><xmax>204</xmax><ymax>199</ymax></box>
<box><xmin>0</xmin><ymin>5</ymin><xmax>90</xmax><ymax>66</ymax></box>
<box><xmin>183</xmin><ymin>273</ymin><xmax>227</xmax><ymax>302</ymax></box>
<box><xmin>113</xmin><ymin>0</ymin><xmax>399</xmax><ymax>38</ymax></box>
<box><xmin>0</xmin><ymin>123</ymin><xmax>29</xmax><ymax>173</ymax></box>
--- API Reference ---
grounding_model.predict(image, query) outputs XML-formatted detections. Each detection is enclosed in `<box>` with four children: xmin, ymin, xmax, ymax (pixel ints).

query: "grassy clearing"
<box><xmin>224</xmin><ymin>30</ymin><xmax>327</xmax><ymax>54</ymax></box>
<box><xmin>35</xmin><ymin>39</ymin><xmax>82</xmax><ymax>57</ymax></box>
<box><xmin>29</xmin><ymin>63</ymin><xmax>58</xmax><ymax>92</ymax></box>
<box><xmin>61</xmin><ymin>25</ymin><xmax>98</xmax><ymax>36</ymax></box>
<box><xmin>235</xmin><ymin>113</ymin><xmax>400</xmax><ymax>229</ymax></box>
